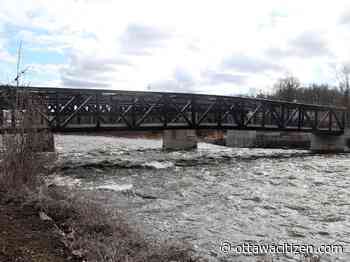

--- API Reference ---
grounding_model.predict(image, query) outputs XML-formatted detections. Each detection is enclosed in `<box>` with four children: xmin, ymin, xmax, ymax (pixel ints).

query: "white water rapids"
<box><xmin>49</xmin><ymin>134</ymin><xmax>350</xmax><ymax>262</ymax></box>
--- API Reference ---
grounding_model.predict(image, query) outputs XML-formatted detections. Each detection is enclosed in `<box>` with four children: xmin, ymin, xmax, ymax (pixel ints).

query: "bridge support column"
<box><xmin>310</xmin><ymin>133</ymin><xmax>345</xmax><ymax>153</ymax></box>
<box><xmin>0</xmin><ymin>131</ymin><xmax>55</xmax><ymax>152</ymax></box>
<box><xmin>162</xmin><ymin>130</ymin><xmax>197</xmax><ymax>151</ymax></box>
<box><xmin>226</xmin><ymin>130</ymin><xmax>257</xmax><ymax>148</ymax></box>
<box><xmin>40</xmin><ymin>131</ymin><xmax>55</xmax><ymax>152</ymax></box>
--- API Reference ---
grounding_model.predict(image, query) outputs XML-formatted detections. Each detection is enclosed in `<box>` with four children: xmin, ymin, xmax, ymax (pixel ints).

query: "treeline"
<box><xmin>257</xmin><ymin>76</ymin><xmax>349</xmax><ymax>108</ymax></box>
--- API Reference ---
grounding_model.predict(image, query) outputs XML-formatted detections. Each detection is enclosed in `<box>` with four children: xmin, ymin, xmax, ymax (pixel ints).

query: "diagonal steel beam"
<box><xmin>197</xmin><ymin>102</ymin><xmax>216</xmax><ymax>125</ymax></box>
<box><xmin>269</xmin><ymin>104</ymin><xmax>284</xmax><ymax>127</ymax></box>
<box><xmin>168</xmin><ymin>99</ymin><xmax>193</xmax><ymax>125</ymax></box>
<box><xmin>331</xmin><ymin>109</ymin><xmax>344</xmax><ymax>130</ymax></box>
<box><xmin>284</xmin><ymin>107</ymin><xmax>299</xmax><ymax>127</ymax></box>
<box><xmin>115</xmin><ymin>98</ymin><xmax>140</xmax><ymax>127</ymax></box>
<box><xmin>221</xmin><ymin>100</ymin><xmax>241</xmax><ymax>125</ymax></box>
<box><xmin>49</xmin><ymin>95</ymin><xmax>77</xmax><ymax>125</ymax></box>
<box><xmin>60</xmin><ymin>96</ymin><xmax>92</xmax><ymax>128</ymax></box>
<box><xmin>135</xmin><ymin>103</ymin><xmax>157</xmax><ymax>127</ymax></box>
<box><xmin>316</xmin><ymin>111</ymin><xmax>330</xmax><ymax>128</ymax></box>
<box><xmin>116</xmin><ymin>104</ymin><xmax>134</xmax><ymax>127</ymax></box>
<box><xmin>302</xmin><ymin>109</ymin><xmax>314</xmax><ymax>128</ymax></box>
<box><xmin>244</xmin><ymin>104</ymin><xmax>262</xmax><ymax>126</ymax></box>
<box><xmin>137</xmin><ymin>96</ymin><xmax>164</xmax><ymax>124</ymax></box>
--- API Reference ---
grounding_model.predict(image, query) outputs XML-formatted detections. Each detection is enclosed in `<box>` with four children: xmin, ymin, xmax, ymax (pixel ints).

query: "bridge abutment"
<box><xmin>310</xmin><ymin>133</ymin><xmax>346</xmax><ymax>153</ymax></box>
<box><xmin>162</xmin><ymin>129</ymin><xmax>197</xmax><ymax>151</ymax></box>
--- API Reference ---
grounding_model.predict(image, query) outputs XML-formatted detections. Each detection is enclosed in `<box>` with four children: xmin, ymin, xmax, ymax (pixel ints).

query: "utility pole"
<box><xmin>15</xmin><ymin>41</ymin><xmax>22</xmax><ymax>88</ymax></box>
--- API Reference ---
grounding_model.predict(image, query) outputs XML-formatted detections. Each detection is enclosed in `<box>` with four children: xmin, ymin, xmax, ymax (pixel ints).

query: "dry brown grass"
<box><xmin>34</xmin><ymin>187</ymin><xmax>202</xmax><ymax>262</ymax></box>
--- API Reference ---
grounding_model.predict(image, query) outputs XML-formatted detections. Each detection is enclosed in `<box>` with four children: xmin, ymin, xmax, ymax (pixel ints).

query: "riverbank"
<box><xmin>0</xmin><ymin>186</ymin><xmax>202</xmax><ymax>262</ymax></box>
<box><xmin>0</xmin><ymin>197</ymin><xmax>69</xmax><ymax>262</ymax></box>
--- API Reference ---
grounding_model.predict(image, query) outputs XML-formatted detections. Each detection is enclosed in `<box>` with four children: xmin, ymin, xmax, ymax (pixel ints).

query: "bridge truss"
<box><xmin>0</xmin><ymin>86</ymin><xmax>347</xmax><ymax>135</ymax></box>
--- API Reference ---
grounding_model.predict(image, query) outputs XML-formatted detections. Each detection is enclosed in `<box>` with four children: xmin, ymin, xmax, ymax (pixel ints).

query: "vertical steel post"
<box><xmin>55</xmin><ymin>92</ymin><xmax>60</xmax><ymax>129</ymax></box>
<box><xmin>216</xmin><ymin>97</ymin><xmax>222</xmax><ymax>128</ymax></box>
<box><xmin>95</xmin><ymin>92</ymin><xmax>100</xmax><ymax>129</ymax></box>
<box><xmin>191</xmin><ymin>95</ymin><xmax>196</xmax><ymax>128</ymax></box>
<box><xmin>314</xmin><ymin>110</ymin><xmax>318</xmax><ymax>130</ymax></box>
<box><xmin>162</xmin><ymin>94</ymin><xmax>168</xmax><ymax>128</ymax></box>
<box><xmin>131</xmin><ymin>97</ymin><xmax>137</xmax><ymax>128</ymax></box>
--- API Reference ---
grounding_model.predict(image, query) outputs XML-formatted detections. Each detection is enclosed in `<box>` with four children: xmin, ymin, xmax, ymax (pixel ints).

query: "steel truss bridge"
<box><xmin>0</xmin><ymin>86</ymin><xmax>347</xmax><ymax>135</ymax></box>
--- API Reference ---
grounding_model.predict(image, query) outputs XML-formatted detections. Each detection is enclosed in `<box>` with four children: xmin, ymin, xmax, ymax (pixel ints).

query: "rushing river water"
<box><xmin>50</xmin><ymin>134</ymin><xmax>350</xmax><ymax>262</ymax></box>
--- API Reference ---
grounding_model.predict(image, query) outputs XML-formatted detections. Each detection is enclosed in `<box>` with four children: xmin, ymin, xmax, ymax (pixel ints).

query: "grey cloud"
<box><xmin>222</xmin><ymin>54</ymin><xmax>282</xmax><ymax>73</ymax></box>
<box><xmin>201</xmin><ymin>70</ymin><xmax>246</xmax><ymax>85</ymax></box>
<box><xmin>120</xmin><ymin>23</ymin><xmax>173</xmax><ymax>55</ymax></box>
<box><xmin>339</xmin><ymin>11</ymin><xmax>350</xmax><ymax>25</ymax></box>
<box><xmin>173</xmin><ymin>67</ymin><xmax>195</xmax><ymax>87</ymax></box>
<box><xmin>68</xmin><ymin>53</ymin><xmax>131</xmax><ymax>73</ymax></box>
<box><xmin>0</xmin><ymin>49</ymin><xmax>14</xmax><ymax>63</ymax></box>
<box><xmin>266</xmin><ymin>31</ymin><xmax>331</xmax><ymax>59</ymax></box>
<box><xmin>289</xmin><ymin>31</ymin><xmax>330</xmax><ymax>57</ymax></box>
<box><xmin>148</xmin><ymin>67</ymin><xmax>195</xmax><ymax>93</ymax></box>
<box><xmin>61</xmin><ymin>76</ymin><xmax>110</xmax><ymax>88</ymax></box>
<box><xmin>60</xmin><ymin>52</ymin><xmax>131</xmax><ymax>88</ymax></box>
<box><xmin>148</xmin><ymin>79</ymin><xmax>195</xmax><ymax>93</ymax></box>
<box><xmin>149</xmin><ymin>67</ymin><xmax>247</xmax><ymax>93</ymax></box>
<box><xmin>265</xmin><ymin>47</ymin><xmax>291</xmax><ymax>59</ymax></box>
<box><xmin>16</xmin><ymin>29</ymin><xmax>97</xmax><ymax>54</ymax></box>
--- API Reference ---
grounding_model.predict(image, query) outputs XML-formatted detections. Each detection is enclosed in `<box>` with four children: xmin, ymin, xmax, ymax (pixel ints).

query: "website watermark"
<box><xmin>220</xmin><ymin>241</ymin><xmax>344</xmax><ymax>256</ymax></box>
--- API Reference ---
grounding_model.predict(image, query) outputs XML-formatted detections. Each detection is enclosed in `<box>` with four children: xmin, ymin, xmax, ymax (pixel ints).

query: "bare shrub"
<box><xmin>0</xmin><ymin>88</ymin><xmax>54</xmax><ymax>195</ymax></box>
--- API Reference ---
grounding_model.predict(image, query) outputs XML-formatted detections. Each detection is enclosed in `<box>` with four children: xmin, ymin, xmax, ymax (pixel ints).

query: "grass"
<box><xmin>34</xmin><ymin>187</ymin><xmax>202</xmax><ymax>262</ymax></box>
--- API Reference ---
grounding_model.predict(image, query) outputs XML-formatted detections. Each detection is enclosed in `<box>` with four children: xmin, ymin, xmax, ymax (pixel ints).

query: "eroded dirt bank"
<box><xmin>0</xmin><ymin>200</ymin><xmax>69</xmax><ymax>262</ymax></box>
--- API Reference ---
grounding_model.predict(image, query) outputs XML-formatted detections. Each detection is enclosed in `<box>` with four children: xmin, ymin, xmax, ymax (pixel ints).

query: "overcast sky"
<box><xmin>1</xmin><ymin>0</ymin><xmax>350</xmax><ymax>95</ymax></box>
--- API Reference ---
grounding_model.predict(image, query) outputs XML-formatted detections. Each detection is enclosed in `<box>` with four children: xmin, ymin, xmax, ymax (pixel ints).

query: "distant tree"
<box><xmin>268</xmin><ymin>76</ymin><xmax>342</xmax><ymax>106</ymax></box>
<box><xmin>273</xmin><ymin>76</ymin><xmax>300</xmax><ymax>102</ymax></box>
<box><xmin>300</xmin><ymin>83</ymin><xmax>339</xmax><ymax>105</ymax></box>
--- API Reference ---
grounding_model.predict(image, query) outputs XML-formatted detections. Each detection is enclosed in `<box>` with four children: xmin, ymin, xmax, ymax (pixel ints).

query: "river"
<box><xmin>49</xmin><ymin>134</ymin><xmax>350</xmax><ymax>262</ymax></box>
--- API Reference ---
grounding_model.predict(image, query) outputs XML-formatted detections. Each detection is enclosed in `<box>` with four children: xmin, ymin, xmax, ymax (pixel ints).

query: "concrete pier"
<box><xmin>226</xmin><ymin>130</ymin><xmax>257</xmax><ymax>148</ymax></box>
<box><xmin>310</xmin><ymin>133</ymin><xmax>346</xmax><ymax>153</ymax></box>
<box><xmin>162</xmin><ymin>129</ymin><xmax>197</xmax><ymax>151</ymax></box>
<box><xmin>226</xmin><ymin>130</ymin><xmax>311</xmax><ymax>149</ymax></box>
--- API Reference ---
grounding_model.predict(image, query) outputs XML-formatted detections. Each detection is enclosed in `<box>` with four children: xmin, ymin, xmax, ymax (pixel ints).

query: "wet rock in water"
<box><xmin>143</xmin><ymin>161</ymin><xmax>174</xmax><ymax>169</ymax></box>
<box><xmin>285</xmin><ymin>204</ymin><xmax>308</xmax><ymax>212</ymax></box>
<box><xmin>134</xmin><ymin>191</ymin><xmax>158</xmax><ymax>199</ymax></box>
<box><xmin>262</xmin><ymin>205</ymin><xmax>276</xmax><ymax>210</ymax></box>
<box><xmin>95</xmin><ymin>184</ymin><xmax>133</xmax><ymax>192</ymax></box>
<box><xmin>287</xmin><ymin>229</ymin><xmax>305</xmax><ymax>238</ymax></box>
<box><xmin>317</xmin><ymin>231</ymin><xmax>330</xmax><ymax>236</ymax></box>
<box><xmin>243</xmin><ymin>196</ymin><xmax>262</xmax><ymax>203</ymax></box>
<box><xmin>320</xmin><ymin>215</ymin><xmax>345</xmax><ymax>223</ymax></box>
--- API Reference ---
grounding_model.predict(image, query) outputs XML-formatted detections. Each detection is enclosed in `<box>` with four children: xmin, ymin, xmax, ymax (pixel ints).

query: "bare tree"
<box><xmin>13</xmin><ymin>41</ymin><xmax>30</xmax><ymax>88</ymax></box>
<box><xmin>0</xmin><ymin>42</ymin><xmax>53</xmax><ymax>194</ymax></box>
<box><xmin>273</xmin><ymin>75</ymin><xmax>301</xmax><ymax>102</ymax></box>
<box><xmin>335</xmin><ymin>64</ymin><xmax>350</xmax><ymax>109</ymax></box>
